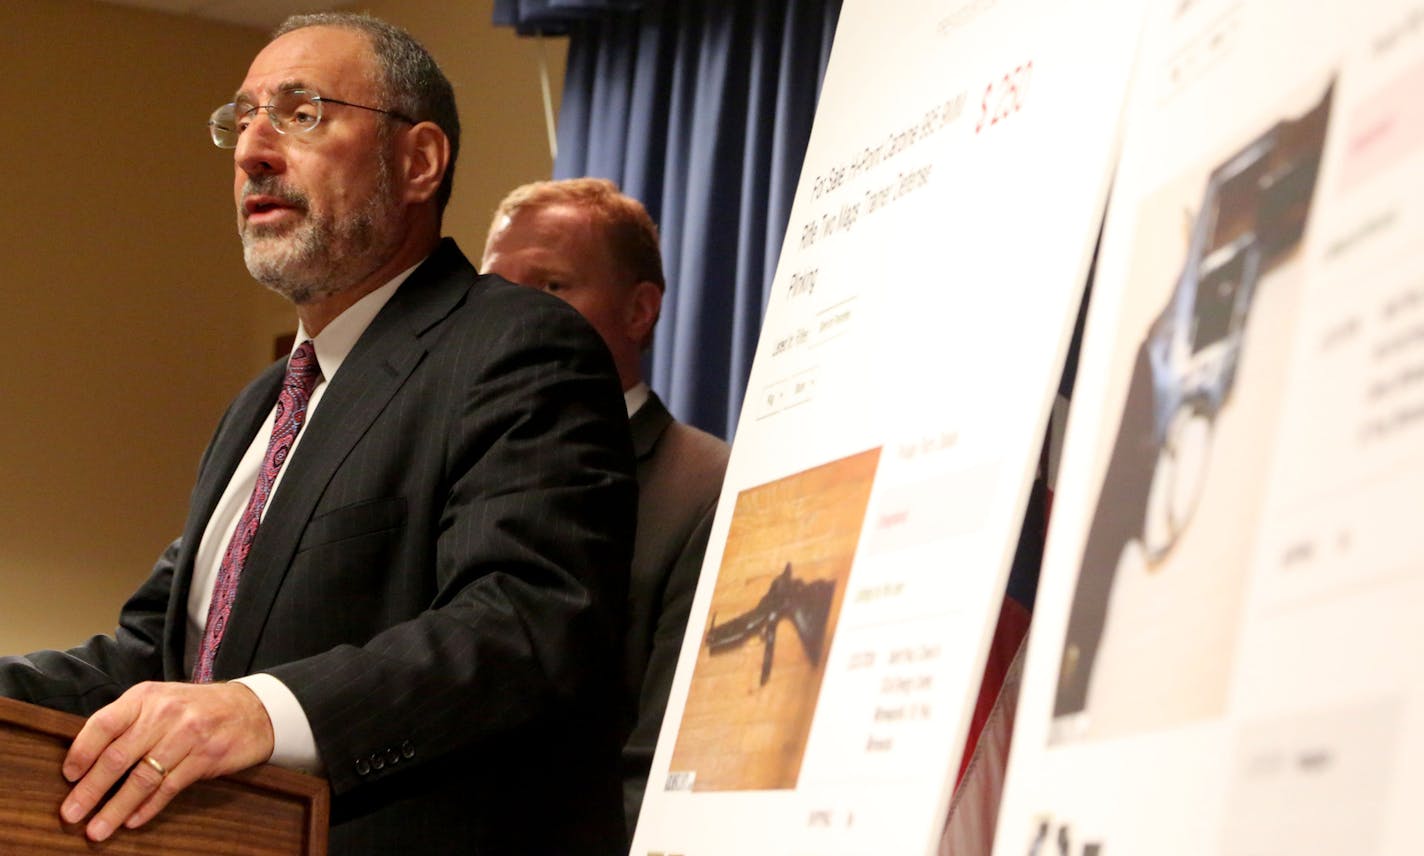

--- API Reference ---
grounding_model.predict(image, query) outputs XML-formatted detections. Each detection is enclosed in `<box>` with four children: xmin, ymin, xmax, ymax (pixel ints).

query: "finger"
<box><xmin>81</xmin><ymin>752</ymin><xmax>172</xmax><ymax>842</ymax></box>
<box><xmin>83</xmin><ymin>725</ymin><xmax>197</xmax><ymax>843</ymax></box>
<box><xmin>115</xmin><ymin>730</ymin><xmax>199</xmax><ymax>833</ymax></box>
<box><xmin>124</xmin><ymin>754</ymin><xmax>200</xmax><ymax>831</ymax></box>
<box><xmin>62</xmin><ymin>690</ymin><xmax>142</xmax><ymax>782</ymax></box>
<box><xmin>61</xmin><ymin>697</ymin><xmax>160</xmax><ymax>825</ymax></box>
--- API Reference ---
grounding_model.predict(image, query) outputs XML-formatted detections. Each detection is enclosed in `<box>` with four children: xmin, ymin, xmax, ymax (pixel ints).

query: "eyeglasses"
<box><xmin>208</xmin><ymin>88</ymin><xmax>416</xmax><ymax>148</ymax></box>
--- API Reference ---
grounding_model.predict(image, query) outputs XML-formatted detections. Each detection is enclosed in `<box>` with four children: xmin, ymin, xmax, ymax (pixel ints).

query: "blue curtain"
<box><xmin>492</xmin><ymin>0</ymin><xmax>646</xmax><ymax>35</ymax></box>
<box><xmin>493</xmin><ymin>0</ymin><xmax>843</xmax><ymax>439</ymax></box>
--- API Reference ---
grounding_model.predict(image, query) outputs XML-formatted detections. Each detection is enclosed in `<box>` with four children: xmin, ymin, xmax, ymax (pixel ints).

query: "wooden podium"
<box><xmin>0</xmin><ymin>697</ymin><xmax>328</xmax><ymax>854</ymax></box>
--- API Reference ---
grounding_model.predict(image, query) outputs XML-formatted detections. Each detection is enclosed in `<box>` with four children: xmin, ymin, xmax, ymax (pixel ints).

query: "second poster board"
<box><xmin>996</xmin><ymin>0</ymin><xmax>1424</xmax><ymax>853</ymax></box>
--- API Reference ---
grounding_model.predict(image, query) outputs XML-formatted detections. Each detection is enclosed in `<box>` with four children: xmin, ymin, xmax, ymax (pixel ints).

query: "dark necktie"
<box><xmin>193</xmin><ymin>340</ymin><xmax>321</xmax><ymax>683</ymax></box>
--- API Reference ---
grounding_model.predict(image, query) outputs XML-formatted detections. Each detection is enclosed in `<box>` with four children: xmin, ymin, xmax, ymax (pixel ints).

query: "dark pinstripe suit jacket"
<box><xmin>0</xmin><ymin>239</ymin><xmax>636</xmax><ymax>854</ymax></box>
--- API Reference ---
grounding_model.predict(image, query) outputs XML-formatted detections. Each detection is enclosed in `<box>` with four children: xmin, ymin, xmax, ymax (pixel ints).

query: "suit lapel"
<box><xmin>211</xmin><ymin>239</ymin><xmax>474</xmax><ymax>679</ymax></box>
<box><xmin>163</xmin><ymin>364</ymin><xmax>285</xmax><ymax>678</ymax></box>
<box><xmin>629</xmin><ymin>390</ymin><xmax>674</xmax><ymax>462</ymax></box>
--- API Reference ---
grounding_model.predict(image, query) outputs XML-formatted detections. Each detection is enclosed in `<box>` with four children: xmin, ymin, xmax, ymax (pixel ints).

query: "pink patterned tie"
<box><xmin>193</xmin><ymin>340</ymin><xmax>321</xmax><ymax>683</ymax></box>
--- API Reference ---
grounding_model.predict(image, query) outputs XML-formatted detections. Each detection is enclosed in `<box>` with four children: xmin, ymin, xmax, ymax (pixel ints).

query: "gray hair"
<box><xmin>274</xmin><ymin>12</ymin><xmax>461</xmax><ymax>213</ymax></box>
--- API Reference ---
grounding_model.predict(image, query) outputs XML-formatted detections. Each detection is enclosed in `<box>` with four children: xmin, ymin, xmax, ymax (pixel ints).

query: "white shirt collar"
<box><xmin>291</xmin><ymin>260</ymin><xmax>422</xmax><ymax>383</ymax></box>
<box><xmin>624</xmin><ymin>382</ymin><xmax>650</xmax><ymax>418</ymax></box>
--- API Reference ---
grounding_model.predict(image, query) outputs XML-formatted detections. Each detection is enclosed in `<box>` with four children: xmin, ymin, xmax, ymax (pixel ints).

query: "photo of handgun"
<box><xmin>705</xmin><ymin>562</ymin><xmax>835</xmax><ymax>686</ymax></box>
<box><xmin>1137</xmin><ymin>81</ymin><xmax>1334</xmax><ymax>560</ymax></box>
<box><xmin>1053</xmin><ymin>81</ymin><xmax>1335</xmax><ymax>719</ymax></box>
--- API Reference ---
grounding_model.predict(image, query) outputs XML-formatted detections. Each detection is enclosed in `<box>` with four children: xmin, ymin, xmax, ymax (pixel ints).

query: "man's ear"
<box><xmin>627</xmin><ymin>281</ymin><xmax>663</xmax><ymax>349</ymax></box>
<box><xmin>400</xmin><ymin>122</ymin><xmax>450</xmax><ymax>205</ymax></box>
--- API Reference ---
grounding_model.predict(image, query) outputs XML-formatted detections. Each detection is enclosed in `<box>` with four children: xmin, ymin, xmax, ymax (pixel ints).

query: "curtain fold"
<box><xmin>496</xmin><ymin>0</ymin><xmax>842</xmax><ymax>439</ymax></box>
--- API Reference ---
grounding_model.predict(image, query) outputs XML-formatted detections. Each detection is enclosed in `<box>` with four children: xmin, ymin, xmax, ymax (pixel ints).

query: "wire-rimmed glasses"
<box><xmin>208</xmin><ymin>88</ymin><xmax>415</xmax><ymax>148</ymax></box>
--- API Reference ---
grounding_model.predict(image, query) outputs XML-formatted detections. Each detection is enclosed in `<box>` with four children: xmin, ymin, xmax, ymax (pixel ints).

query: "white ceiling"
<box><xmin>92</xmin><ymin>0</ymin><xmax>349</xmax><ymax>30</ymax></box>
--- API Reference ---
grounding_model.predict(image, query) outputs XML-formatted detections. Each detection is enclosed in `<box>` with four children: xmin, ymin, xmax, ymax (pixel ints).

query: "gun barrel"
<box><xmin>705</xmin><ymin>611</ymin><xmax>766</xmax><ymax>652</ymax></box>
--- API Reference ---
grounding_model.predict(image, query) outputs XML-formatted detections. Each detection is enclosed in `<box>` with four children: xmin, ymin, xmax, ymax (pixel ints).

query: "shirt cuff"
<box><xmin>233</xmin><ymin>673</ymin><xmax>324</xmax><ymax>775</ymax></box>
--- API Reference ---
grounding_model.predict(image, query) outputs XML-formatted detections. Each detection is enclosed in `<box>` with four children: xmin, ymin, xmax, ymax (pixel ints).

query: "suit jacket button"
<box><xmin>385</xmin><ymin>747</ymin><xmax>401</xmax><ymax>765</ymax></box>
<box><xmin>401</xmin><ymin>741</ymin><xmax>415</xmax><ymax>759</ymax></box>
<box><xmin>355</xmin><ymin>758</ymin><xmax>371</xmax><ymax>776</ymax></box>
<box><xmin>370</xmin><ymin>752</ymin><xmax>386</xmax><ymax>771</ymax></box>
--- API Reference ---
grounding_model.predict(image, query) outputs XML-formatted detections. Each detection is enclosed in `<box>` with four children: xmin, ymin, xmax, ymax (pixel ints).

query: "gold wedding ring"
<box><xmin>142</xmin><ymin>755</ymin><xmax>168</xmax><ymax>778</ymax></box>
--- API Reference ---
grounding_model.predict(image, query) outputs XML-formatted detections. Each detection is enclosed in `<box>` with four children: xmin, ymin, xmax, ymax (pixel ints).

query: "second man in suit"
<box><xmin>482</xmin><ymin>178</ymin><xmax>731</xmax><ymax>835</ymax></box>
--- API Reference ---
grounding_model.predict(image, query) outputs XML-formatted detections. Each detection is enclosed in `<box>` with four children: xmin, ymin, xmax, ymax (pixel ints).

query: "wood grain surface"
<box><xmin>0</xmin><ymin>696</ymin><xmax>328</xmax><ymax>855</ymax></box>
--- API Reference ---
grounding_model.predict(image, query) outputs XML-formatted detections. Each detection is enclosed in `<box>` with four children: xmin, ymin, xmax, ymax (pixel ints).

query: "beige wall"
<box><xmin>0</xmin><ymin>0</ymin><xmax>565</xmax><ymax>654</ymax></box>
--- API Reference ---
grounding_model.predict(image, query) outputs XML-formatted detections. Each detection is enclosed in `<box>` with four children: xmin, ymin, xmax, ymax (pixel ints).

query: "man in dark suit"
<box><xmin>482</xmin><ymin>178</ymin><xmax>731</xmax><ymax>835</ymax></box>
<box><xmin>0</xmin><ymin>14</ymin><xmax>634</xmax><ymax>854</ymax></box>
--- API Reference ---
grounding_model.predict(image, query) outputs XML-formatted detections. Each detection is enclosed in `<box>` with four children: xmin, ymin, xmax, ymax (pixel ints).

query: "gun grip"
<box><xmin>760</xmin><ymin>619</ymin><xmax>778</xmax><ymax>685</ymax></box>
<box><xmin>791</xmin><ymin>579</ymin><xmax>836</xmax><ymax>665</ymax></box>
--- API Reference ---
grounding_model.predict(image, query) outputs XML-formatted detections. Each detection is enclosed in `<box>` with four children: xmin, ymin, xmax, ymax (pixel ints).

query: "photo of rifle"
<box><xmin>671</xmin><ymin>447</ymin><xmax>878</xmax><ymax>791</ymax></box>
<box><xmin>705</xmin><ymin>562</ymin><xmax>836</xmax><ymax>686</ymax></box>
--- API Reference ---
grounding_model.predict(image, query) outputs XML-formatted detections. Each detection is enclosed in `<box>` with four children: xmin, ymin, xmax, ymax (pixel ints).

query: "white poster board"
<box><xmin>631</xmin><ymin>0</ymin><xmax>1142</xmax><ymax>852</ymax></box>
<box><xmin>995</xmin><ymin>0</ymin><xmax>1424</xmax><ymax>853</ymax></box>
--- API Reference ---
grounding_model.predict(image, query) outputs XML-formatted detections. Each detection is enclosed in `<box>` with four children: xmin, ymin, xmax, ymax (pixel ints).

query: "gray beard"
<box><xmin>239</xmin><ymin>164</ymin><xmax>398</xmax><ymax>305</ymax></box>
